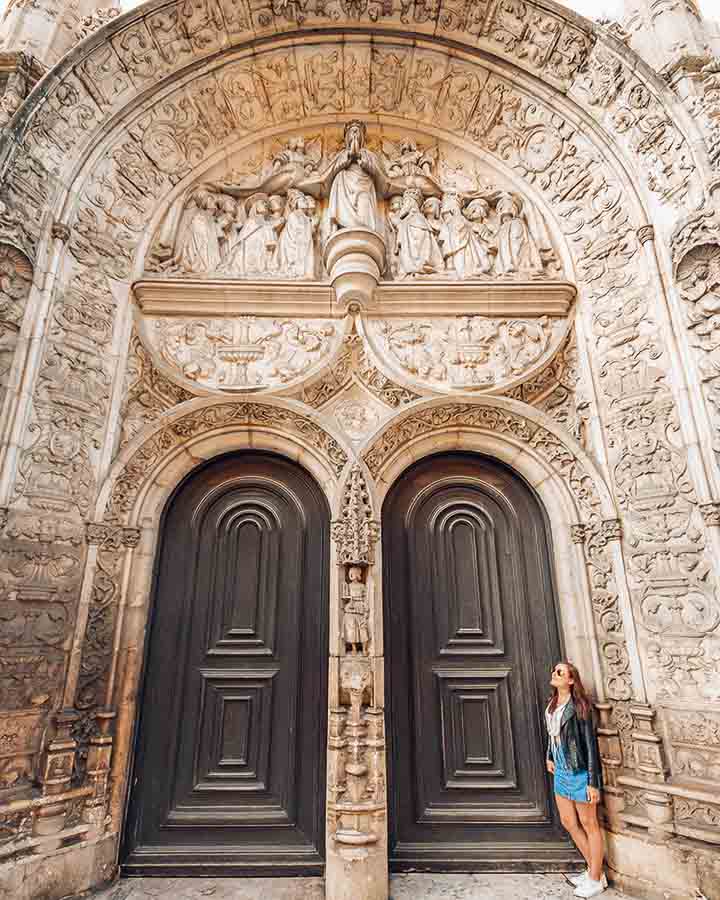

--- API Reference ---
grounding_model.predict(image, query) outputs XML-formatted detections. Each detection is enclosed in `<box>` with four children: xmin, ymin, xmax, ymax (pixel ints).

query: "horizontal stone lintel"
<box><xmin>618</xmin><ymin>774</ymin><xmax>720</xmax><ymax>805</ymax></box>
<box><xmin>133</xmin><ymin>278</ymin><xmax>576</xmax><ymax>319</ymax></box>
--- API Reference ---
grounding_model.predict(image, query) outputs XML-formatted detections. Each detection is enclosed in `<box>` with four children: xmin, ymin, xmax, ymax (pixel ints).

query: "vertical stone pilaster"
<box><xmin>327</xmin><ymin>465</ymin><xmax>387</xmax><ymax>900</ymax></box>
<box><xmin>35</xmin><ymin>708</ymin><xmax>79</xmax><ymax>838</ymax></box>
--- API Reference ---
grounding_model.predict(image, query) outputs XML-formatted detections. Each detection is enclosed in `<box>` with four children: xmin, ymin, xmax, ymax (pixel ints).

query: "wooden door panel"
<box><xmin>384</xmin><ymin>453</ymin><xmax>578</xmax><ymax>870</ymax></box>
<box><xmin>429</xmin><ymin>500</ymin><xmax>504</xmax><ymax>655</ymax></box>
<box><xmin>122</xmin><ymin>452</ymin><xmax>328</xmax><ymax>875</ymax></box>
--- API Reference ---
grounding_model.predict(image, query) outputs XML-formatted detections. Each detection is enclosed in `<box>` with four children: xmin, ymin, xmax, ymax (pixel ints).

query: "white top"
<box><xmin>545</xmin><ymin>698</ymin><xmax>570</xmax><ymax>752</ymax></box>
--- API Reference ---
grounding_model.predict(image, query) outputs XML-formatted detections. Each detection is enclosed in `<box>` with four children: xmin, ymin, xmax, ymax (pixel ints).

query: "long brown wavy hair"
<box><xmin>548</xmin><ymin>661</ymin><xmax>592</xmax><ymax>719</ymax></box>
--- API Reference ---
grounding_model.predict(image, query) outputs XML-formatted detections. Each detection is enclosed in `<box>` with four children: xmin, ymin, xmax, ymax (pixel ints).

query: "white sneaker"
<box><xmin>569</xmin><ymin>871</ymin><xmax>608</xmax><ymax>889</ymax></box>
<box><xmin>574</xmin><ymin>876</ymin><xmax>607</xmax><ymax>898</ymax></box>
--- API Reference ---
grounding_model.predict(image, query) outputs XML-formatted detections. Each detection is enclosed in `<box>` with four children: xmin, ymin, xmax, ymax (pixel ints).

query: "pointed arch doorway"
<box><xmin>383</xmin><ymin>451</ymin><xmax>578</xmax><ymax>871</ymax></box>
<box><xmin>121</xmin><ymin>450</ymin><xmax>329</xmax><ymax>875</ymax></box>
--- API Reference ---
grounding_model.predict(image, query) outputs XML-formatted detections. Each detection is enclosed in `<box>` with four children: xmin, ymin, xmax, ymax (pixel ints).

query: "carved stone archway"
<box><xmin>1</xmin><ymin>4</ymin><xmax>720</xmax><ymax>900</ymax></box>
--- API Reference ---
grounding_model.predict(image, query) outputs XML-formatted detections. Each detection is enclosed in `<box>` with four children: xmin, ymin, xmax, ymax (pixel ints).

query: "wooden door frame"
<box><xmin>120</xmin><ymin>449</ymin><xmax>331</xmax><ymax>875</ymax></box>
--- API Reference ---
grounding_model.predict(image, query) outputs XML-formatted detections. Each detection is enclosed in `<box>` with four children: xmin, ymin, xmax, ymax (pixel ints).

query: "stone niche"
<box><xmin>134</xmin><ymin>123</ymin><xmax>575</xmax><ymax>398</ymax></box>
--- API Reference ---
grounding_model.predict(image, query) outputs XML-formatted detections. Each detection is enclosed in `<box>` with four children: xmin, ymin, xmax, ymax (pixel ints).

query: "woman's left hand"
<box><xmin>587</xmin><ymin>786</ymin><xmax>600</xmax><ymax>804</ymax></box>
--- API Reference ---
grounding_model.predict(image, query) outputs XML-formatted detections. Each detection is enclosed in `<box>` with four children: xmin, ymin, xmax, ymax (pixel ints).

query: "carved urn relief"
<box><xmin>133</xmin><ymin>123</ymin><xmax>575</xmax><ymax>399</ymax></box>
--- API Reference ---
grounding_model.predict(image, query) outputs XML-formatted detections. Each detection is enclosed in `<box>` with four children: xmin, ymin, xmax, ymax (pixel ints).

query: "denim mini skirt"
<box><xmin>552</xmin><ymin>743</ymin><xmax>590</xmax><ymax>803</ymax></box>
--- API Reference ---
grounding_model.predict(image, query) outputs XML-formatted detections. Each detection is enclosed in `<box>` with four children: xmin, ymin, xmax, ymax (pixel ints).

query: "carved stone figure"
<box><xmin>277</xmin><ymin>189</ymin><xmax>318</xmax><ymax>279</ymax></box>
<box><xmin>322</xmin><ymin>121</ymin><xmax>387</xmax><ymax>237</ymax></box>
<box><xmin>437</xmin><ymin>194</ymin><xmax>490</xmax><ymax>278</ymax></box>
<box><xmin>394</xmin><ymin>188</ymin><xmax>443</xmax><ymax>278</ymax></box>
<box><xmin>220</xmin><ymin>194</ymin><xmax>278</xmax><ymax>277</ymax></box>
<box><xmin>167</xmin><ymin>188</ymin><xmax>222</xmax><ymax>274</ymax></box>
<box><xmin>494</xmin><ymin>193</ymin><xmax>544</xmax><ymax>277</ymax></box>
<box><xmin>464</xmin><ymin>198</ymin><xmax>496</xmax><ymax>273</ymax></box>
<box><xmin>342</xmin><ymin>565</ymin><xmax>370</xmax><ymax>656</ymax></box>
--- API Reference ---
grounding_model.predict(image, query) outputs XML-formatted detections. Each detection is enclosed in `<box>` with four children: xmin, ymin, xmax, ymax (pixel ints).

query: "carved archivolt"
<box><xmin>103</xmin><ymin>399</ymin><xmax>349</xmax><ymax>523</ymax></box>
<box><xmin>0</xmin><ymin>243</ymin><xmax>32</xmax><ymax>421</ymax></box>
<box><xmin>363</xmin><ymin>400</ymin><xmax>631</xmax><ymax>703</ymax></box>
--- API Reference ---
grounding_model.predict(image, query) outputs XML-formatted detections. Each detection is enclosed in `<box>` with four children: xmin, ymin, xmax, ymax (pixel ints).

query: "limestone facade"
<box><xmin>0</xmin><ymin>1</ymin><xmax>719</xmax><ymax>899</ymax></box>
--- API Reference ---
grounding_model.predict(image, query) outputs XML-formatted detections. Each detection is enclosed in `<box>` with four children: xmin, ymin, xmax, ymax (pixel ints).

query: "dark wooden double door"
<box><xmin>122</xmin><ymin>452</ymin><xmax>329</xmax><ymax>875</ymax></box>
<box><xmin>383</xmin><ymin>453</ymin><xmax>574</xmax><ymax>870</ymax></box>
<box><xmin>124</xmin><ymin>450</ymin><xmax>572</xmax><ymax>875</ymax></box>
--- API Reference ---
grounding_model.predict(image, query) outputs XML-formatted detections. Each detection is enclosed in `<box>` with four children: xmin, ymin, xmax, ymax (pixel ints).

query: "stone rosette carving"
<box><xmin>139</xmin><ymin>315</ymin><xmax>341</xmax><ymax>393</ymax></box>
<box><xmin>365</xmin><ymin>315</ymin><xmax>567</xmax><ymax>393</ymax></box>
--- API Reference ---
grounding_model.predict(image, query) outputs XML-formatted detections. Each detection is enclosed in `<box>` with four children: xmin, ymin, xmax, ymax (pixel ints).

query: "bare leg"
<box><xmin>556</xmin><ymin>794</ymin><xmax>591</xmax><ymax>868</ymax></box>
<box><xmin>577</xmin><ymin>799</ymin><xmax>605</xmax><ymax>881</ymax></box>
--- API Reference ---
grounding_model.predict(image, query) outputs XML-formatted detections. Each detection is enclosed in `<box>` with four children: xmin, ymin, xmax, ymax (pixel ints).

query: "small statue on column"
<box><xmin>342</xmin><ymin>565</ymin><xmax>370</xmax><ymax>656</ymax></box>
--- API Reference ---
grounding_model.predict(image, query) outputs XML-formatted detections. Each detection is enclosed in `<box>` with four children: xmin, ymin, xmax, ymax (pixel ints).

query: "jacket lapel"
<box><xmin>560</xmin><ymin>698</ymin><xmax>576</xmax><ymax>728</ymax></box>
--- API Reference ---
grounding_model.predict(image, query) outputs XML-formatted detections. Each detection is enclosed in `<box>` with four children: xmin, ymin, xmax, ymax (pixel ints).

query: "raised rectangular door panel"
<box><xmin>122</xmin><ymin>452</ymin><xmax>328</xmax><ymax>876</ymax></box>
<box><xmin>383</xmin><ymin>453</ymin><xmax>581</xmax><ymax>870</ymax></box>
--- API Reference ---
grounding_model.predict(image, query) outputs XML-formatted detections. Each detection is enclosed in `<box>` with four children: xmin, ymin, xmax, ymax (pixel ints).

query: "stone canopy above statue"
<box><xmin>146</xmin><ymin>123</ymin><xmax>565</xmax><ymax>285</ymax></box>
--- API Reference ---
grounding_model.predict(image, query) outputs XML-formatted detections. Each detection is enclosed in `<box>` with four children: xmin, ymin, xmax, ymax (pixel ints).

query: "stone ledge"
<box><xmin>133</xmin><ymin>278</ymin><xmax>576</xmax><ymax>319</ymax></box>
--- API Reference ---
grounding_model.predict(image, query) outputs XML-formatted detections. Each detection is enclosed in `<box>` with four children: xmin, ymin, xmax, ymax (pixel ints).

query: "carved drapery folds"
<box><xmin>329</xmin><ymin>466</ymin><xmax>385</xmax><ymax>850</ymax></box>
<box><xmin>145</xmin><ymin>129</ymin><xmax>563</xmax><ymax>285</ymax></box>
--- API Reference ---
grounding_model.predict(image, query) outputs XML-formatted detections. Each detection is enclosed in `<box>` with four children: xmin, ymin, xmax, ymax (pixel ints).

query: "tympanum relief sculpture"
<box><xmin>146</xmin><ymin>124</ymin><xmax>563</xmax><ymax>284</ymax></box>
<box><xmin>144</xmin><ymin>316</ymin><xmax>340</xmax><ymax>391</ymax></box>
<box><xmin>367</xmin><ymin>315</ymin><xmax>565</xmax><ymax>390</ymax></box>
<box><xmin>137</xmin><ymin>125</ymin><xmax>570</xmax><ymax>398</ymax></box>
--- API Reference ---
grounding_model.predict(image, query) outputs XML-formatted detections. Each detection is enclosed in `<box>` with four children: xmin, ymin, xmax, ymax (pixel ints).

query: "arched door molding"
<box><xmin>361</xmin><ymin>395</ymin><xmax>640</xmax><ymax>706</ymax></box>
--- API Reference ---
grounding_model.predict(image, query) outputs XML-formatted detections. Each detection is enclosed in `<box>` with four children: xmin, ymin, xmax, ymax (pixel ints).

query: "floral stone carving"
<box><xmin>365</xmin><ymin>315</ymin><xmax>567</xmax><ymax>392</ymax></box>
<box><xmin>139</xmin><ymin>315</ymin><xmax>340</xmax><ymax>392</ymax></box>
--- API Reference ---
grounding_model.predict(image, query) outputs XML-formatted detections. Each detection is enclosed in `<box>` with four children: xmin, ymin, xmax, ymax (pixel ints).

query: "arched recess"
<box><xmin>361</xmin><ymin>395</ymin><xmax>637</xmax><ymax>706</ymax></box>
<box><xmin>121</xmin><ymin>449</ymin><xmax>331</xmax><ymax>875</ymax></box>
<box><xmin>74</xmin><ymin>396</ymin><xmax>350</xmax><ymax>835</ymax></box>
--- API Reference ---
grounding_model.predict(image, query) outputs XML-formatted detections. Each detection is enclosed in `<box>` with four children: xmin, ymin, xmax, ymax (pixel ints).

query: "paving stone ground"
<box><xmin>88</xmin><ymin>873</ymin><xmax>633</xmax><ymax>900</ymax></box>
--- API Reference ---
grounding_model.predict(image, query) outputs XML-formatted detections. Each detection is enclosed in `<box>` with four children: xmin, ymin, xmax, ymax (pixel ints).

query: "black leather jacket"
<box><xmin>546</xmin><ymin>698</ymin><xmax>603</xmax><ymax>790</ymax></box>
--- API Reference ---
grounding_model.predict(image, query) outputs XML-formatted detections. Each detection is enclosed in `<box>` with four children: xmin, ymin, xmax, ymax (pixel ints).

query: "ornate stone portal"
<box><xmin>1</xmin><ymin>2</ymin><xmax>720</xmax><ymax>899</ymax></box>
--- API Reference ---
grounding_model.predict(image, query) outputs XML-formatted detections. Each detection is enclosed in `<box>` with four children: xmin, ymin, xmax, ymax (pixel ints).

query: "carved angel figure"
<box><xmin>394</xmin><ymin>188</ymin><xmax>444</xmax><ymax>278</ymax></box>
<box><xmin>277</xmin><ymin>190</ymin><xmax>317</xmax><ymax>279</ymax></box>
<box><xmin>494</xmin><ymin>193</ymin><xmax>544</xmax><ymax>276</ymax></box>
<box><xmin>382</xmin><ymin>138</ymin><xmax>438</xmax><ymax>179</ymax></box>
<box><xmin>220</xmin><ymin>194</ymin><xmax>279</xmax><ymax>277</ymax></box>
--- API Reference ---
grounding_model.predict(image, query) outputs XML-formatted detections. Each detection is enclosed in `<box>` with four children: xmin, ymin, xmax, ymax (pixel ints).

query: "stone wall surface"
<box><xmin>0</xmin><ymin>1</ymin><xmax>718</xmax><ymax>899</ymax></box>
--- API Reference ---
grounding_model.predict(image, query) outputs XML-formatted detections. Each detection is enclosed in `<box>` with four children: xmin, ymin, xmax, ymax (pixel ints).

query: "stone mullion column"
<box><xmin>327</xmin><ymin>465</ymin><xmax>387</xmax><ymax>900</ymax></box>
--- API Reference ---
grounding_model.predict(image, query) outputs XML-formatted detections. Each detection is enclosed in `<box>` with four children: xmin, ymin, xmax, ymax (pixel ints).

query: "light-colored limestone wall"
<box><xmin>0</xmin><ymin>4</ymin><xmax>719</xmax><ymax>900</ymax></box>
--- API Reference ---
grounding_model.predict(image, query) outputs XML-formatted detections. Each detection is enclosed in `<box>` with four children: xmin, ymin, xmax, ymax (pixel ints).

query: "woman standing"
<box><xmin>546</xmin><ymin>662</ymin><xmax>607</xmax><ymax>898</ymax></box>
